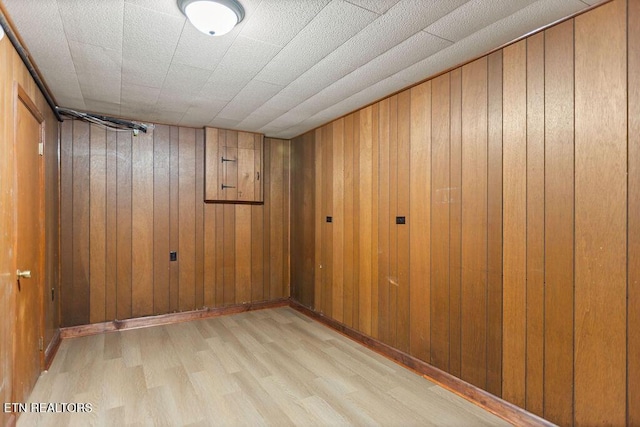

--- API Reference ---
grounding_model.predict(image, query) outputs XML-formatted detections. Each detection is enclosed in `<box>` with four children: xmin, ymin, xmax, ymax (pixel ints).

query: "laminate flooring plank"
<box><xmin>20</xmin><ymin>308</ymin><xmax>510</xmax><ymax>427</ymax></box>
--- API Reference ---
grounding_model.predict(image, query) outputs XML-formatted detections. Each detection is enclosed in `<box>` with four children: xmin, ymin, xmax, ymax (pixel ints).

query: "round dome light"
<box><xmin>178</xmin><ymin>0</ymin><xmax>244</xmax><ymax>37</ymax></box>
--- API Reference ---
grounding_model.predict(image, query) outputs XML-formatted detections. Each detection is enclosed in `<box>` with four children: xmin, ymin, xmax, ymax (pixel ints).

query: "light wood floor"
<box><xmin>18</xmin><ymin>307</ymin><xmax>510</xmax><ymax>426</ymax></box>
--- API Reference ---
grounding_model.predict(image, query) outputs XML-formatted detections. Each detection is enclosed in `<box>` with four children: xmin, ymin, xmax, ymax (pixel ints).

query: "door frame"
<box><xmin>12</xmin><ymin>82</ymin><xmax>46</xmax><ymax>403</ymax></box>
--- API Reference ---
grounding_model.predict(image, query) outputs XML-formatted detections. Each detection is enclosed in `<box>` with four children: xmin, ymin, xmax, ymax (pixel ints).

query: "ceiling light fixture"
<box><xmin>178</xmin><ymin>0</ymin><xmax>244</xmax><ymax>37</ymax></box>
<box><xmin>0</xmin><ymin>25</ymin><xmax>5</xmax><ymax>41</ymax></box>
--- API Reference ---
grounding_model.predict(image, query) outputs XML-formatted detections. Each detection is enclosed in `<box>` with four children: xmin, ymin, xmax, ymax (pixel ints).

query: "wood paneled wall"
<box><xmin>60</xmin><ymin>122</ymin><xmax>289</xmax><ymax>326</ymax></box>
<box><xmin>0</xmin><ymin>35</ymin><xmax>60</xmax><ymax>427</ymax></box>
<box><xmin>290</xmin><ymin>0</ymin><xmax>638</xmax><ymax>424</ymax></box>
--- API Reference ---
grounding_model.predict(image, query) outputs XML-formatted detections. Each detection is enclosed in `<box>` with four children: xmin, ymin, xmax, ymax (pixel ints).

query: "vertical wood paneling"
<box><xmin>72</xmin><ymin>121</ymin><xmax>91</xmax><ymax>326</ymax></box>
<box><xmin>352</xmin><ymin>112</ymin><xmax>360</xmax><ymax>331</ymax></box>
<box><xmin>525</xmin><ymin>32</ymin><xmax>545</xmax><ymax>416</ymax></box>
<box><xmin>343</xmin><ymin>114</ymin><xmax>355</xmax><ymax>327</ymax></box>
<box><xmin>449</xmin><ymin>68</ymin><xmax>462</xmax><ymax>377</ymax></box>
<box><xmin>203</xmin><ymin>203</ymin><xmax>216</xmax><ymax>307</ymax></box>
<box><xmin>268</xmin><ymin>138</ymin><xmax>286</xmax><ymax>299</ymax></box>
<box><xmin>486</xmin><ymin>50</ymin><xmax>503</xmax><ymax>398</ymax></box>
<box><xmin>543</xmin><ymin>19</ymin><xmax>575</xmax><ymax>426</ymax></box>
<box><xmin>628</xmin><ymin>0</ymin><xmax>640</xmax><ymax>425</ymax></box>
<box><xmin>89</xmin><ymin>125</ymin><xmax>106</xmax><ymax>323</ymax></box>
<box><xmin>169</xmin><ymin>127</ymin><xmax>180</xmax><ymax>312</ymax></box>
<box><xmin>132</xmin><ymin>128</ymin><xmax>154</xmax><ymax>317</ymax></box>
<box><xmin>195</xmin><ymin>130</ymin><xmax>205</xmax><ymax>308</ymax></box>
<box><xmin>235</xmin><ymin>205</ymin><xmax>252</xmax><ymax>303</ymax></box>
<box><xmin>263</xmin><ymin>139</ymin><xmax>271</xmax><ymax>301</ymax></box>
<box><xmin>388</xmin><ymin>95</ymin><xmax>399</xmax><ymax>348</ymax></box>
<box><xmin>378</xmin><ymin>98</ymin><xmax>390</xmax><ymax>344</ymax></box>
<box><xmin>251</xmin><ymin>203</ymin><xmax>264</xmax><ymax>302</ymax></box>
<box><xmin>321</xmin><ymin>127</ymin><xmax>334</xmax><ymax>315</ymax></box>
<box><xmin>223</xmin><ymin>205</ymin><xmax>236</xmax><ymax>305</ymax></box>
<box><xmin>215</xmin><ymin>204</ymin><xmax>225</xmax><ymax>306</ymax></box>
<box><xmin>502</xmin><ymin>40</ymin><xmax>527</xmax><ymax>407</ymax></box>
<box><xmin>60</xmin><ymin>120</ymin><xmax>74</xmax><ymax>325</ymax></box>
<box><xmin>178</xmin><ymin>128</ymin><xmax>196</xmax><ymax>311</ymax></box>
<box><xmin>116</xmin><ymin>131</ymin><xmax>132</xmax><ymax>320</ymax></box>
<box><xmin>358</xmin><ymin>108</ymin><xmax>373</xmax><ymax>335</ymax></box>
<box><xmin>370</xmin><ymin>104</ymin><xmax>380</xmax><ymax>340</ymax></box>
<box><xmin>409</xmin><ymin>82</ymin><xmax>431</xmax><ymax>361</ymax></box>
<box><xmin>460</xmin><ymin>58</ymin><xmax>488</xmax><ymax>389</ymax></box>
<box><xmin>332</xmin><ymin>119</ymin><xmax>345</xmax><ymax>322</ymax></box>
<box><xmin>574</xmin><ymin>1</ymin><xmax>627</xmax><ymax>424</ymax></box>
<box><xmin>314</xmin><ymin>128</ymin><xmax>324</xmax><ymax>311</ymax></box>
<box><xmin>302</xmin><ymin>132</ymin><xmax>316</xmax><ymax>308</ymax></box>
<box><xmin>397</xmin><ymin>91</ymin><xmax>411</xmax><ymax>354</ymax></box>
<box><xmin>430</xmin><ymin>73</ymin><xmax>451</xmax><ymax>371</ymax></box>
<box><xmin>105</xmin><ymin>131</ymin><xmax>118</xmax><ymax>320</ymax></box>
<box><xmin>153</xmin><ymin>125</ymin><xmax>171</xmax><ymax>314</ymax></box>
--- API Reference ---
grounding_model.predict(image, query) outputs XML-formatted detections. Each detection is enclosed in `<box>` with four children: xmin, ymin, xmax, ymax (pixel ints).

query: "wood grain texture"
<box><xmin>153</xmin><ymin>125</ymin><xmax>171</xmax><ymax>315</ymax></box>
<box><xmin>342</xmin><ymin>114</ymin><xmax>355</xmax><ymax>328</ymax></box>
<box><xmin>169</xmin><ymin>127</ymin><xmax>180</xmax><ymax>312</ymax></box>
<box><xmin>460</xmin><ymin>58</ymin><xmax>488</xmax><ymax>390</ymax></box>
<box><xmin>628</xmin><ymin>0</ymin><xmax>640</xmax><ymax>425</ymax></box>
<box><xmin>132</xmin><ymin>127</ymin><xmax>154</xmax><ymax>318</ymax></box>
<box><xmin>60</xmin><ymin>119</ymin><xmax>74</xmax><ymax>327</ymax></box>
<box><xmin>28</xmin><ymin>306</ymin><xmax>511</xmax><ymax>427</ymax></box>
<box><xmin>61</xmin><ymin>124</ymin><xmax>290</xmax><ymax>324</ymax></box>
<box><xmin>105</xmin><ymin>130</ymin><xmax>118</xmax><ymax>321</ymax></box>
<box><xmin>358</xmin><ymin>108</ymin><xmax>373</xmax><ymax>335</ymax></box>
<box><xmin>396</xmin><ymin>91</ymin><xmax>411</xmax><ymax>354</ymax></box>
<box><xmin>525</xmin><ymin>32</ymin><xmax>545</xmax><ymax>416</ymax></box>
<box><xmin>543</xmin><ymin>19</ymin><xmax>575</xmax><ymax>426</ymax></box>
<box><xmin>448</xmin><ymin>68</ymin><xmax>462</xmax><ymax>378</ymax></box>
<box><xmin>321</xmin><ymin>126</ymin><xmax>334</xmax><ymax>316</ymax></box>
<box><xmin>501</xmin><ymin>40</ymin><xmax>527</xmax><ymax>407</ymax></box>
<box><xmin>574</xmin><ymin>1</ymin><xmax>627</xmax><ymax>424</ymax></box>
<box><xmin>72</xmin><ymin>120</ymin><xmax>91</xmax><ymax>326</ymax></box>
<box><xmin>370</xmin><ymin>104</ymin><xmax>380</xmax><ymax>340</ymax></box>
<box><xmin>89</xmin><ymin>125</ymin><xmax>106</xmax><ymax>323</ymax></box>
<box><xmin>430</xmin><ymin>73</ymin><xmax>451</xmax><ymax>372</ymax></box>
<box><xmin>352</xmin><ymin>112</ymin><xmax>361</xmax><ymax>332</ymax></box>
<box><xmin>409</xmin><ymin>82</ymin><xmax>431</xmax><ymax>362</ymax></box>
<box><xmin>388</xmin><ymin>95</ymin><xmax>399</xmax><ymax>349</ymax></box>
<box><xmin>486</xmin><ymin>50</ymin><xmax>503</xmax><ymax>398</ymax></box>
<box><xmin>377</xmin><ymin>98</ymin><xmax>391</xmax><ymax>345</ymax></box>
<box><xmin>195</xmin><ymin>130</ymin><xmax>205</xmax><ymax>309</ymax></box>
<box><xmin>179</xmin><ymin>128</ymin><xmax>197</xmax><ymax>311</ymax></box>
<box><xmin>331</xmin><ymin>119</ymin><xmax>345</xmax><ymax>322</ymax></box>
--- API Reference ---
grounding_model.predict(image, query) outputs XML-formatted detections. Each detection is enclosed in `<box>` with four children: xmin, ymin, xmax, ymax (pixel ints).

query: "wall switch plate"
<box><xmin>170</xmin><ymin>251</ymin><xmax>177</xmax><ymax>261</ymax></box>
<box><xmin>396</xmin><ymin>216</ymin><xmax>406</xmax><ymax>225</ymax></box>
<box><xmin>326</xmin><ymin>216</ymin><xmax>332</xmax><ymax>223</ymax></box>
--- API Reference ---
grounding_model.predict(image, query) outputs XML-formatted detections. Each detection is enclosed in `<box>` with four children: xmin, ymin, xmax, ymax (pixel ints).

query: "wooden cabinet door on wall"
<box><xmin>205</xmin><ymin>127</ymin><xmax>263</xmax><ymax>203</ymax></box>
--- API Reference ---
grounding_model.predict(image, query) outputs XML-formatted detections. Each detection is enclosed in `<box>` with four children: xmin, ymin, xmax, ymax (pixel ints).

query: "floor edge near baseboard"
<box><xmin>288</xmin><ymin>299</ymin><xmax>556</xmax><ymax>427</ymax></box>
<box><xmin>44</xmin><ymin>328</ymin><xmax>61</xmax><ymax>370</ymax></box>
<box><xmin>59</xmin><ymin>298</ymin><xmax>290</xmax><ymax>339</ymax></box>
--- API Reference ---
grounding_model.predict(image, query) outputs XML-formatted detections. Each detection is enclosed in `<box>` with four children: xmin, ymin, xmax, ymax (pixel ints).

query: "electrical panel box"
<box><xmin>204</xmin><ymin>127</ymin><xmax>264</xmax><ymax>203</ymax></box>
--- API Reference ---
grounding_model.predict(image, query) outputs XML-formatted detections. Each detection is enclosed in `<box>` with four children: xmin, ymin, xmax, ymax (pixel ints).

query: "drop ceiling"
<box><xmin>2</xmin><ymin>0</ymin><xmax>599</xmax><ymax>139</ymax></box>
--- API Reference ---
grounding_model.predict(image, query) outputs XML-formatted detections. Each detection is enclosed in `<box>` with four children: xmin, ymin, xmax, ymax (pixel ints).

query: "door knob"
<box><xmin>17</xmin><ymin>270</ymin><xmax>31</xmax><ymax>279</ymax></box>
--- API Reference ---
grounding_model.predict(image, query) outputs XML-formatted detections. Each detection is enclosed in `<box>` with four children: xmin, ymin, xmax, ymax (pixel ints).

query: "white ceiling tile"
<box><xmin>122</xmin><ymin>57</ymin><xmax>170</xmax><ymax>88</ymax></box>
<box><xmin>122</xmin><ymin>2</ymin><xmax>185</xmax><ymax>65</ymax></box>
<box><xmin>4</xmin><ymin>0</ymin><xmax>592</xmax><ymax>135</ymax></box>
<box><xmin>68</xmin><ymin>41</ymin><xmax>122</xmax><ymax>79</ymax></box>
<box><xmin>77</xmin><ymin>73</ymin><xmax>121</xmax><ymax>104</ymax></box>
<box><xmin>172</xmin><ymin>25</ymin><xmax>236</xmax><ymax>70</ymax></box>
<box><xmin>124</xmin><ymin>0</ymin><xmax>184</xmax><ymax>17</ymax></box>
<box><xmin>84</xmin><ymin>99</ymin><xmax>121</xmax><ymax>116</ymax></box>
<box><xmin>161</xmin><ymin>63</ymin><xmax>212</xmax><ymax>94</ymax></box>
<box><xmin>344</xmin><ymin>0</ymin><xmax>401</xmax><ymax>14</ymax></box>
<box><xmin>200</xmin><ymin>35</ymin><xmax>281</xmax><ymax>101</ymax></box>
<box><xmin>255</xmin><ymin>0</ymin><xmax>377</xmax><ymax>86</ymax></box>
<box><xmin>216</xmin><ymin>80</ymin><xmax>283</xmax><ymax>119</ymax></box>
<box><xmin>209</xmin><ymin>117</ymin><xmax>243</xmax><ymax>129</ymax></box>
<box><xmin>121</xmin><ymin>83</ymin><xmax>161</xmax><ymax>106</ymax></box>
<box><xmin>240</xmin><ymin>0</ymin><xmax>331</xmax><ymax>46</ymax></box>
<box><xmin>426</xmin><ymin>0</ymin><xmax>538</xmax><ymax>42</ymax></box>
<box><xmin>57</xmin><ymin>0</ymin><xmax>124</xmax><ymax>50</ymax></box>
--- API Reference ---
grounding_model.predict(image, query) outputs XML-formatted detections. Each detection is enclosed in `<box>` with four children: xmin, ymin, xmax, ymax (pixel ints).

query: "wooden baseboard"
<box><xmin>60</xmin><ymin>298</ymin><xmax>289</xmax><ymax>339</ymax></box>
<box><xmin>288</xmin><ymin>299</ymin><xmax>554</xmax><ymax>427</ymax></box>
<box><xmin>44</xmin><ymin>328</ymin><xmax>61</xmax><ymax>370</ymax></box>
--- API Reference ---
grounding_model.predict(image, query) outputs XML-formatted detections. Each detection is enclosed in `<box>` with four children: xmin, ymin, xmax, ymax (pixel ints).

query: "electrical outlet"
<box><xmin>326</xmin><ymin>216</ymin><xmax>332</xmax><ymax>223</ymax></box>
<box><xmin>170</xmin><ymin>251</ymin><xmax>177</xmax><ymax>261</ymax></box>
<box><xmin>396</xmin><ymin>216</ymin><xmax>406</xmax><ymax>225</ymax></box>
